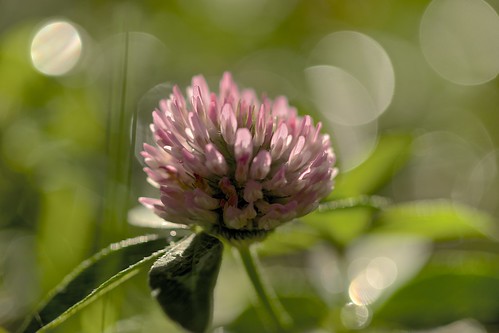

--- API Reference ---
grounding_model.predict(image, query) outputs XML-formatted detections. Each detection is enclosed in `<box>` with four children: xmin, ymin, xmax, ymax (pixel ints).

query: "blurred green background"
<box><xmin>1</xmin><ymin>0</ymin><xmax>499</xmax><ymax>332</ymax></box>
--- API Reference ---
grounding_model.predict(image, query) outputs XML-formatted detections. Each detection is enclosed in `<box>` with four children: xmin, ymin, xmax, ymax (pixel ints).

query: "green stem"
<box><xmin>318</xmin><ymin>195</ymin><xmax>390</xmax><ymax>212</ymax></box>
<box><xmin>237</xmin><ymin>246</ymin><xmax>292</xmax><ymax>332</ymax></box>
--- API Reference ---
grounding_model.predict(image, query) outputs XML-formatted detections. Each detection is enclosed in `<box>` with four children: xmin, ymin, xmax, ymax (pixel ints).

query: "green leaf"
<box><xmin>227</xmin><ymin>295</ymin><xmax>328</xmax><ymax>333</ymax></box>
<box><xmin>425</xmin><ymin>244</ymin><xmax>499</xmax><ymax>277</ymax></box>
<box><xmin>149</xmin><ymin>232</ymin><xmax>223</xmax><ymax>333</ymax></box>
<box><xmin>301</xmin><ymin>206</ymin><xmax>374</xmax><ymax>247</ymax></box>
<box><xmin>257</xmin><ymin>223</ymin><xmax>321</xmax><ymax>256</ymax></box>
<box><xmin>373</xmin><ymin>200</ymin><xmax>499</xmax><ymax>241</ymax></box>
<box><xmin>21</xmin><ymin>234</ymin><xmax>171</xmax><ymax>333</ymax></box>
<box><xmin>374</xmin><ymin>274</ymin><xmax>499</xmax><ymax>329</ymax></box>
<box><xmin>331</xmin><ymin>133</ymin><xmax>412</xmax><ymax>199</ymax></box>
<box><xmin>374</xmin><ymin>243</ymin><xmax>499</xmax><ymax>329</ymax></box>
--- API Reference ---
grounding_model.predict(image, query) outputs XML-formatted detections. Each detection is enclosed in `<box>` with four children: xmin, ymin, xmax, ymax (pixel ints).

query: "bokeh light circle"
<box><xmin>308</xmin><ymin>30</ymin><xmax>395</xmax><ymax>123</ymax></box>
<box><xmin>366</xmin><ymin>257</ymin><xmax>398</xmax><ymax>290</ymax></box>
<box><xmin>340</xmin><ymin>302</ymin><xmax>371</xmax><ymax>330</ymax></box>
<box><xmin>305</xmin><ymin>65</ymin><xmax>379</xmax><ymax>126</ymax></box>
<box><xmin>30</xmin><ymin>20</ymin><xmax>82</xmax><ymax>76</ymax></box>
<box><xmin>328</xmin><ymin>121</ymin><xmax>378</xmax><ymax>171</ymax></box>
<box><xmin>420</xmin><ymin>0</ymin><xmax>499</xmax><ymax>85</ymax></box>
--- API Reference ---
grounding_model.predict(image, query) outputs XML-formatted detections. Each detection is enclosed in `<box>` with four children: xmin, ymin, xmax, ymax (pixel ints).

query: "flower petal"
<box><xmin>234</xmin><ymin>128</ymin><xmax>253</xmax><ymax>183</ymax></box>
<box><xmin>205</xmin><ymin>143</ymin><xmax>228</xmax><ymax>176</ymax></box>
<box><xmin>249</xmin><ymin>150</ymin><xmax>271</xmax><ymax>180</ymax></box>
<box><xmin>220</xmin><ymin>104</ymin><xmax>238</xmax><ymax>145</ymax></box>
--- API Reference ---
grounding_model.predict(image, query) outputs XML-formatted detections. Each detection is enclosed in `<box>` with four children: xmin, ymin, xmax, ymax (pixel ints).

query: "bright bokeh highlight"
<box><xmin>340</xmin><ymin>302</ymin><xmax>371</xmax><ymax>330</ymax></box>
<box><xmin>30</xmin><ymin>20</ymin><xmax>82</xmax><ymax>76</ymax></box>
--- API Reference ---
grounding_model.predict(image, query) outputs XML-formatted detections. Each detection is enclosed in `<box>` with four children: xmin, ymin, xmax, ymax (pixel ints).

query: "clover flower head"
<box><xmin>140</xmin><ymin>72</ymin><xmax>337</xmax><ymax>241</ymax></box>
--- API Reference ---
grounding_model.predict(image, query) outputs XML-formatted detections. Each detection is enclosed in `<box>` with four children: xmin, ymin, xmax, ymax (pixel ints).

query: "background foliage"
<box><xmin>1</xmin><ymin>0</ymin><xmax>499</xmax><ymax>332</ymax></box>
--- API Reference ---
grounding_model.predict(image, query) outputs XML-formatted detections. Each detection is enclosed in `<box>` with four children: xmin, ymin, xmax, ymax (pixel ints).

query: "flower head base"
<box><xmin>140</xmin><ymin>72</ymin><xmax>337</xmax><ymax>242</ymax></box>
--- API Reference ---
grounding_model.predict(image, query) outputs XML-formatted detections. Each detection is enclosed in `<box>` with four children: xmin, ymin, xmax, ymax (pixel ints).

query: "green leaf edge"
<box><xmin>22</xmin><ymin>234</ymin><xmax>170</xmax><ymax>332</ymax></box>
<box><xmin>373</xmin><ymin>199</ymin><xmax>499</xmax><ymax>241</ymax></box>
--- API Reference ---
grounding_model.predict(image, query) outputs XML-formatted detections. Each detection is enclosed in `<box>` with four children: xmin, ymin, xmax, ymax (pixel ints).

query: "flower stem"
<box><xmin>237</xmin><ymin>246</ymin><xmax>292</xmax><ymax>332</ymax></box>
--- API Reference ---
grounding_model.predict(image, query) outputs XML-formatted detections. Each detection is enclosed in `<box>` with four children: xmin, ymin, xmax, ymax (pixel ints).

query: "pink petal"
<box><xmin>139</xmin><ymin>197</ymin><xmax>167</xmax><ymax>219</ymax></box>
<box><xmin>191</xmin><ymin>188</ymin><xmax>219</xmax><ymax>210</ymax></box>
<box><xmin>207</xmin><ymin>93</ymin><xmax>219</xmax><ymax>128</ymax></box>
<box><xmin>270</xmin><ymin>122</ymin><xmax>290</xmax><ymax>160</ymax></box>
<box><xmin>187</xmin><ymin>111</ymin><xmax>209</xmax><ymax>147</ymax></box>
<box><xmin>181</xmin><ymin>148</ymin><xmax>208</xmax><ymax>177</ymax></box>
<box><xmin>263</xmin><ymin>165</ymin><xmax>287</xmax><ymax>190</ymax></box>
<box><xmin>139</xmin><ymin>197</ymin><xmax>163</xmax><ymax>210</ymax></box>
<box><xmin>288</xmin><ymin>136</ymin><xmax>309</xmax><ymax>171</ymax></box>
<box><xmin>249</xmin><ymin>150</ymin><xmax>271</xmax><ymax>180</ymax></box>
<box><xmin>172</xmin><ymin>85</ymin><xmax>186</xmax><ymax>110</ymax></box>
<box><xmin>258</xmin><ymin>201</ymin><xmax>298</xmax><ymax>230</ymax></box>
<box><xmin>191</xmin><ymin>75</ymin><xmax>210</xmax><ymax>106</ymax></box>
<box><xmin>234</xmin><ymin>128</ymin><xmax>253</xmax><ymax>183</ymax></box>
<box><xmin>253</xmin><ymin>104</ymin><xmax>267</xmax><ymax>148</ymax></box>
<box><xmin>219</xmin><ymin>72</ymin><xmax>239</xmax><ymax>105</ymax></box>
<box><xmin>220</xmin><ymin>104</ymin><xmax>237</xmax><ymax>145</ymax></box>
<box><xmin>205</xmin><ymin>143</ymin><xmax>228</xmax><ymax>176</ymax></box>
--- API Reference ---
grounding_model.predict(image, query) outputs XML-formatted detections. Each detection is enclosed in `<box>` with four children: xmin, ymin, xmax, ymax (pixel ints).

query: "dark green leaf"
<box><xmin>227</xmin><ymin>295</ymin><xmax>328</xmax><ymax>333</ymax></box>
<box><xmin>373</xmin><ymin>200</ymin><xmax>499</xmax><ymax>241</ymax></box>
<box><xmin>21</xmin><ymin>234</ymin><xmax>171</xmax><ymax>333</ymax></box>
<box><xmin>149</xmin><ymin>232</ymin><xmax>223</xmax><ymax>333</ymax></box>
<box><xmin>330</xmin><ymin>133</ymin><xmax>412</xmax><ymax>199</ymax></box>
<box><xmin>374</xmin><ymin>274</ymin><xmax>499</xmax><ymax>329</ymax></box>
